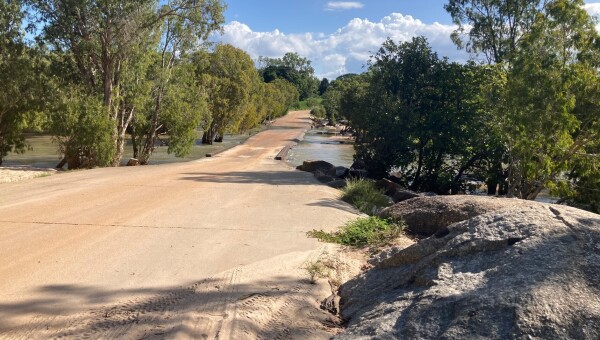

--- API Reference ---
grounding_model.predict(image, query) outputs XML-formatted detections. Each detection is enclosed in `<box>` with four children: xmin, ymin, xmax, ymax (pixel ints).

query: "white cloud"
<box><xmin>584</xmin><ymin>3</ymin><xmax>600</xmax><ymax>31</ymax></box>
<box><xmin>584</xmin><ymin>3</ymin><xmax>600</xmax><ymax>16</ymax></box>
<box><xmin>216</xmin><ymin>13</ymin><xmax>469</xmax><ymax>79</ymax></box>
<box><xmin>325</xmin><ymin>2</ymin><xmax>364</xmax><ymax>11</ymax></box>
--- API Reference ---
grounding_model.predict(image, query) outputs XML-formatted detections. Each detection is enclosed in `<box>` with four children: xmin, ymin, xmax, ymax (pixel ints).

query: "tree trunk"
<box><xmin>131</xmin><ymin>125</ymin><xmax>139</xmax><ymax>159</ymax></box>
<box><xmin>526</xmin><ymin>185</ymin><xmax>544</xmax><ymax>200</ymax></box>
<box><xmin>110</xmin><ymin>106</ymin><xmax>135</xmax><ymax>167</ymax></box>
<box><xmin>214</xmin><ymin>129</ymin><xmax>224</xmax><ymax>143</ymax></box>
<box><xmin>202</xmin><ymin>123</ymin><xmax>218</xmax><ymax>145</ymax></box>
<box><xmin>201</xmin><ymin>130</ymin><xmax>213</xmax><ymax>144</ymax></box>
<box><xmin>411</xmin><ymin>143</ymin><xmax>425</xmax><ymax>191</ymax></box>
<box><xmin>56</xmin><ymin>156</ymin><xmax>67</xmax><ymax>169</ymax></box>
<box><xmin>451</xmin><ymin>154</ymin><xmax>481</xmax><ymax>194</ymax></box>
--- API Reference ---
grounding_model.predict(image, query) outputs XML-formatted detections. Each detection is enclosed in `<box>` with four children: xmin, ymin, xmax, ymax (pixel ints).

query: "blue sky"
<box><xmin>214</xmin><ymin>1</ymin><xmax>600</xmax><ymax>79</ymax></box>
<box><xmin>224</xmin><ymin>1</ymin><xmax>454</xmax><ymax>33</ymax></box>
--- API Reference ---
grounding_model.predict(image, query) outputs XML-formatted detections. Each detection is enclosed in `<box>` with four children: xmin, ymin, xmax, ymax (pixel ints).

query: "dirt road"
<box><xmin>0</xmin><ymin>111</ymin><xmax>360</xmax><ymax>339</ymax></box>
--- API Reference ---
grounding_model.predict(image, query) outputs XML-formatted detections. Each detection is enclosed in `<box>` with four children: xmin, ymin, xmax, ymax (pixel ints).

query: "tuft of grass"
<box><xmin>303</xmin><ymin>251</ymin><xmax>349</xmax><ymax>287</ymax></box>
<box><xmin>304</xmin><ymin>260</ymin><xmax>329</xmax><ymax>284</ymax></box>
<box><xmin>341</xmin><ymin>178</ymin><xmax>390</xmax><ymax>215</ymax></box>
<box><xmin>307</xmin><ymin>216</ymin><xmax>404</xmax><ymax>248</ymax></box>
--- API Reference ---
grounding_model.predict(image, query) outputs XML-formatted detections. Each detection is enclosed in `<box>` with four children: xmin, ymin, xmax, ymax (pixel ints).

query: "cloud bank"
<box><xmin>217</xmin><ymin>13</ymin><xmax>467</xmax><ymax>79</ymax></box>
<box><xmin>216</xmin><ymin>4</ymin><xmax>600</xmax><ymax>79</ymax></box>
<box><xmin>325</xmin><ymin>2</ymin><xmax>365</xmax><ymax>11</ymax></box>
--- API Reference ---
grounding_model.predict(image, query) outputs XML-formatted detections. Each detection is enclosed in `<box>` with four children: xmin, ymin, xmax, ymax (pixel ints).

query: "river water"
<box><xmin>286</xmin><ymin>130</ymin><xmax>355</xmax><ymax>168</ymax></box>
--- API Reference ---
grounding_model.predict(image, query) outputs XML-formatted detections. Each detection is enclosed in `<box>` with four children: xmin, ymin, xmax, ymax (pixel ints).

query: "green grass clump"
<box><xmin>307</xmin><ymin>216</ymin><xmax>404</xmax><ymax>248</ymax></box>
<box><xmin>341</xmin><ymin>178</ymin><xmax>390</xmax><ymax>215</ymax></box>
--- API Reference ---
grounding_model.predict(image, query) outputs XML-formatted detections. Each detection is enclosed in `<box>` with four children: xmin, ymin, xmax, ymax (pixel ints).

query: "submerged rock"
<box><xmin>297</xmin><ymin>160</ymin><xmax>335</xmax><ymax>174</ymax></box>
<box><xmin>337</xmin><ymin>202</ymin><xmax>600</xmax><ymax>339</ymax></box>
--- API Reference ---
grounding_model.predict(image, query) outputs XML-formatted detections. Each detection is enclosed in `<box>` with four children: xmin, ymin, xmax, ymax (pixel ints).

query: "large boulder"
<box><xmin>337</xmin><ymin>203</ymin><xmax>600</xmax><ymax>339</ymax></box>
<box><xmin>296</xmin><ymin>160</ymin><xmax>335</xmax><ymax>174</ymax></box>
<box><xmin>331</xmin><ymin>166</ymin><xmax>349</xmax><ymax>179</ymax></box>
<box><xmin>379</xmin><ymin>195</ymin><xmax>531</xmax><ymax>236</ymax></box>
<box><xmin>350</xmin><ymin>159</ymin><xmax>366</xmax><ymax>170</ymax></box>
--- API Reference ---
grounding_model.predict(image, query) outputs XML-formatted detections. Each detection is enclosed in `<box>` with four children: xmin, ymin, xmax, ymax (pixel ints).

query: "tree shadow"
<box><xmin>179</xmin><ymin>170</ymin><xmax>319</xmax><ymax>186</ymax></box>
<box><xmin>307</xmin><ymin>198</ymin><xmax>360</xmax><ymax>215</ymax></box>
<box><xmin>0</xmin><ymin>274</ymin><xmax>334</xmax><ymax>338</ymax></box>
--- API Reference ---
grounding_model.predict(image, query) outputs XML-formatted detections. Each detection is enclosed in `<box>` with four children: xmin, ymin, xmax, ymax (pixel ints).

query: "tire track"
<box><xmin>2</xmin><ymin>268</ymin><xmax>243</xmax><ymax>340</ymax></box>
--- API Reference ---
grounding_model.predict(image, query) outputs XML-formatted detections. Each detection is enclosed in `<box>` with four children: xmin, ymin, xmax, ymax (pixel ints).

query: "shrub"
<box><xmin>307</xmin><ymin>216</ymin><xmax>404</xmax><ymax>248</ymax></box>
<box><xmin>310</xmin><ymin>106</ymin><xmax>326</xmax><ymax>118</ymax></box>
<box><xmin>341</xmin><ymin>178</ymin><xmax>390</xmax><ymax>215</ymax></box>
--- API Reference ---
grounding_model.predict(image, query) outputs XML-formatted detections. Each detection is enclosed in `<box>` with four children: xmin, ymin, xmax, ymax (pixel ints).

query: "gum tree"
<box><xmin>29</xmin><ymin>0</ymin><xmax>225</xmax><ymax>167</ymax></box>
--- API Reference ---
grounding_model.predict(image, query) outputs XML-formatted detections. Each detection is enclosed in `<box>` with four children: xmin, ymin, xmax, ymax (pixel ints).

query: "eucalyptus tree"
<box><xmin>445</xmin><ymin>0</ymin><xmax>545</xmax><ymax>63</ymax></box>
<box><xmin>259</xmin><ymin>52</ymin><xmax>318</xmax><ymax>100</ymax></box>
<box><xmin>29</xmin><ymin>0</ymin><xmax>225</xmax><ymax>167</ymax></box>
<box><xmin>446</xmin><ymin>0</ymin><xmax>600</xmax><ymax>204</ymax></box>
<box><xmin>264</xmin><ymin>79</ymin><xmax>299</xmax><ymax>121</ymax></box>
<box><xmin>196</xmin><ymin>44</ymin><xmax>259</xmax><ymax>144</ymax></box>
<box><xmin>0</xmin><ymin>1</ymin><xmax>44</xmax><ymax>165</ymax></box>
<box><xmin>501</xmin><ymin>0</ymin><xmax>600</xmax><ymax>199</ymax></box>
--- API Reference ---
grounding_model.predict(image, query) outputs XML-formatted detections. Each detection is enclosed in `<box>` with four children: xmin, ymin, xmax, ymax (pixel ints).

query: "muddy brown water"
<box><xmin>2</xmin><ymin>131</ymin><xmax>261</xmax><ymax>168</ymax></box>
<box><xmin>286</xmin><ymin>130</ymin><xmax>355</xmax><ymax>168</ymax></box>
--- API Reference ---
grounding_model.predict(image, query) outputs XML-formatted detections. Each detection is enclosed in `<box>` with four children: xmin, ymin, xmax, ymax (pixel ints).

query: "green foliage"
<box><xmin>50</xmin><ymin>93</ymin><xmax>115</xmax><ymax>168</ymax></box>
<box><xmin>264</xmin><ymin>79</ymin><xmax>299</xmax><ymax>119</ymax></box>
<box><xmin>304</xmin><ymin>260</ymin><xmax>329</xmax><ymax>284</ymax></box>
<box><xmin>322</xmin><ymin>73</ymin><xmax>365</xmax><ymax>128</ymax></box>
<box><xmin>488</xmin><ymin>0</ymin><xmax>600</xmax><ymax>200</ymax></box>
<box><xmin>259</xmin><ymin>52</ymin><xmax>319</xmax><ymax>100</ymax></box>
<box><xmin>29</xmin><ymin>0</ymin><xmax>225</xmax><ymax>167</ymax></box>
<box><xmin>307</xmin><ymin>216</ymin><xmax>404</xmax><ymax>248</ymax></box>
<box><xmin>340</xmin><ymin>38</ymin><xmax>501</xmax><ymax>193</ymax></box>
<box><xmin>160</xmin><ymin>63</ymin><xmax>208</xmax><ymax>158</ymax></box>
<box><xmin>443</xmin><ymin>0</ymin><xmax>600</xmax><ymax>208</ymax></box>
<box><xmin>318</xmin><ymin>78</ymin><xmax>329</xmax><ymax>96</ymax></box>
<box><xmin>0</xmin><ymin>1</ymin><xmax>42</xmax><ymax>164</ymax></box>
<box><xmin>445</xmin><ymin>0</ymin><xmax>544</xmax><ymax>63</ymax></box>
<box><xmin>196</xmin><ymin>44</ymin><xmax>262</xmax><ymax>143</ymax></box>
<box><xmin>310</xmin><ymin>106</ymin><xmax>326</xmax><ymax>119</ymax></box>
<box><xmin>341</xmin><ymin>178</ymin><xmax>391</xmax><ymax>215</ymax></box>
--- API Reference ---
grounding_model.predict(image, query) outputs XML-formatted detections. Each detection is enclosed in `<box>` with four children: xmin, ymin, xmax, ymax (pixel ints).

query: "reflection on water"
<box><xmin>286</xmin><ymin>130</ymin><xmax>355</xmax><ymax>168</ymax></box>
<box><xmin>3</xmin><ymin>131</ymin><xmax>258</xmax><ymax>168</ymax></box>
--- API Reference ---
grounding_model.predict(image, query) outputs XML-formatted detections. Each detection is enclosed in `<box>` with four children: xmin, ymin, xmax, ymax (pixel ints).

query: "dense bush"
<box><xmin>310</xmin><ymin>106</ymin><xmax>326</xmax><ymax>119</ymax></box>
<box><xmin>341</xmin><ymin>178</ymin><xmax>391</xmax><ymax>215</ymax></box>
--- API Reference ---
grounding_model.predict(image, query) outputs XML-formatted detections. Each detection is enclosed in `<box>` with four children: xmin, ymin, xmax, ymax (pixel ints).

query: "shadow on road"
<box><xmin>179</xmin><ymin>170</ymin><xmax>318</xmax><ymax>186</ymax></box>
<box><xmin>0</xmin><ymin>275</ymin><xmax>328</xmax><ymax>338</ymax></box>
<box><xmin>307</xmin><ymin>198</ymin><xmax>360</xmax><ymax>215</ymax></box>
